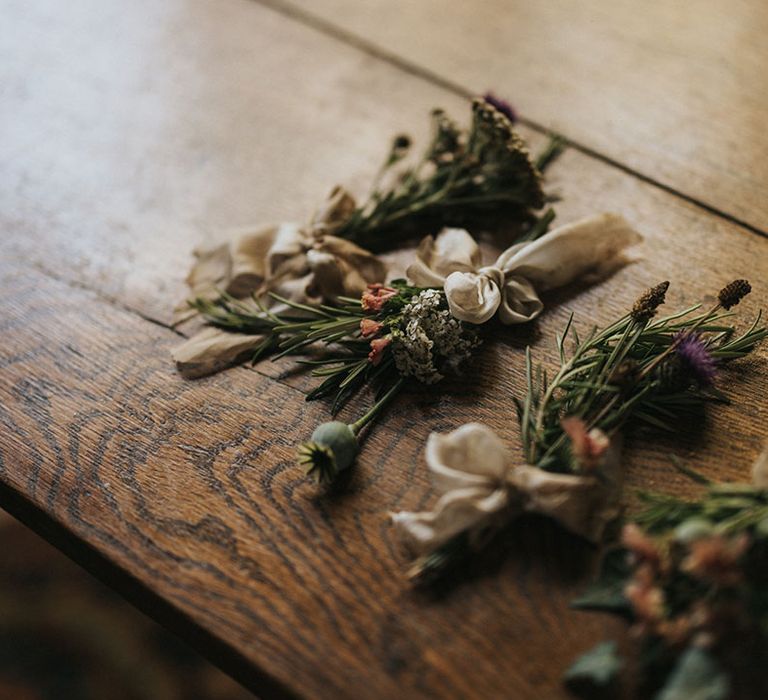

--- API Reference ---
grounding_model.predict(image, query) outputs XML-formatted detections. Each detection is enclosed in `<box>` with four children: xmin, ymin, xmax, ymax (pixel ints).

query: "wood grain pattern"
<box><xmin>0</xmin><ymin>262</ymin><xmax>623</xmax><ymax>699</ymax></box>
<box><xmin>1</xmin><ymin>0</ymin><xmax>768</xmax><ymax>698</ymax></box>
<box><xmin>0</xmin><ymin>0</ymin><xmax>468</xmax><ymax>325</ymax></box>
<box><xmin>278</xmin><ymin>0</ymin><xmax>768</xmax><ymax>233</ymax></box>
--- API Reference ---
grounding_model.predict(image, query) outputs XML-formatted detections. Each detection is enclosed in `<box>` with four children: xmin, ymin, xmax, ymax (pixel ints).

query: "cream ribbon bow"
<box><xmin>172</xmin><ymin>188</ymin><xmax>387</xmax><ymax>377</ymax></box>
<box><xmin>407</xmin><ymin>213</ymin><xmax>642</xmax><ymax>325</ymax></box>
<box><xmin>391</xmin><ymin>423</ymin><xmax>622</xmax><ymax>556</ymax></box>
<box><xmin>174</xmin><ymin>187</ymin><xmax>387</xmax><ymax>324</ymax></box>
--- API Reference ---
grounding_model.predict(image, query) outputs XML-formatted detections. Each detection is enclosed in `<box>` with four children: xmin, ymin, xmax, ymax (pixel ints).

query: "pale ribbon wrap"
<box><xmin>392</xmin><ymin>423</ymin><xmax>623</xmax><ymax>556</ymax></box>
<box><xmin>172</xmin><ymin>187</ymin><xmax>387</xmax><ymax>377</ymax></box>
<box><xmin>752</xmin><ymin>444</ymin><xmax>768</xmax><ymax>489</ymax></box>
<box><xmin>407</xmin><ymin>213</ymin><xmax>643</xmax><ymax>324</ymax></box>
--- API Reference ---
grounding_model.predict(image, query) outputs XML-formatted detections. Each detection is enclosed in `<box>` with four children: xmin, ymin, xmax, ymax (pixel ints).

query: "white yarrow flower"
<box><xmin>392</xmin><ymin>290</ymin><xmax>479</xmax><ymax>384</ymax></box>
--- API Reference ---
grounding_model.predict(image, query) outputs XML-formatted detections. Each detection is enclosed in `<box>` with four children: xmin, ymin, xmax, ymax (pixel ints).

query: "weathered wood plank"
<box><xmin>0</xmin><ymin>0</ymin><xmax>468</xmax><ymax>325</ymax></box>
<box><xmin>0</xmin><ymin>262</ymin><xmax>623</xmax><ymax>699</ymax></box>
<box><xmin>2</xmin><ymin>0</ymin><xmax>768</xmax><ymax>698</ymax></box>
<box><xmin>278</xmin><ymin>0</ymin><xmax>768</xmax><ymax>233</ymax></box>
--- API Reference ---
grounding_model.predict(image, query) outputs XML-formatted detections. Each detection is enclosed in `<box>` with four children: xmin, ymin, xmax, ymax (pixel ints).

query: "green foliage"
<box><xmin>334</xmin><ymin>98</ymin><xmax>555</xmax><ymax>251</ymax></box>
<box><xmin>564</xmin><ymin>641</ymin><xmax>622</xmax><ymax>697</ymax></box>
<box><xmin>656</xmin><ymin>647</ymin><xmax>729</xmax><ymax>700</ymax></box>
<box><xmin>571</xmin><ymin>548</ymin><xmax>632</xmax><ymax>617</ymax></box>
<box><xmin>635</xmin><ymin>485</ymin><xmax>768</xmax><ymax>536</ymax></box>
<box><xmin>517</xmin><ymin>285</ymin><xmax>767</xmax><ymax>475</ymax></box>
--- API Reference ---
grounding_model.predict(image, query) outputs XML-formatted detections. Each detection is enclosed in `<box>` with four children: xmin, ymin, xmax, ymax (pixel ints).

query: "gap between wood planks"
<box><xmin>23</xmin><ymin>259</ymin><xmax>312</xmax><ymax>400</ymax></box>
<box><xmin>12</xmin><ymin>0</ymin><xmax>766</xmax><ymax>407</ymax></box>
<box><xmin>253</xmin><ymin>0</ymin><xmax>768</xmax><ymax>242</ymax></box>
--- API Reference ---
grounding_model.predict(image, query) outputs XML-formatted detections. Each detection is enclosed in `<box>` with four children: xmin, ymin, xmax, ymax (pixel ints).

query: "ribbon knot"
<box><xmin>172</xmin><ymin>187</ymin><xmax>387</xmax><ymax>377</ymax></box>
<box><xmin>477</xmin><ymin>265</ymin><xmax>505</xmax><ymax>288</ymax></box>
<box><xmin>407</xmin><ymin>213</ymin><xmax>642</xmax><ymax>325</ymax></box>
<box><xmin>174</xmin><ymin>187</ymin><xmax>387</xmax><ymax>325</ymax></box>
<box><xmin>391</xmin><ymin>423</ymin><xmax>623</xmax><ymax>557</ymax></box>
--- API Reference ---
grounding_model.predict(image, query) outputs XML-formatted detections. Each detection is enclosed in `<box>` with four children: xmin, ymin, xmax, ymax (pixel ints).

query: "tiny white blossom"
<box><xmin>392</xmin><ymin>290</ymin><xmax>480</xmax><ymax>384</ymax></box>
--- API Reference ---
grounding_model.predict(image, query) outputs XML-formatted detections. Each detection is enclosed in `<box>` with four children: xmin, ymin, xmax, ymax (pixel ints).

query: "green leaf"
<box><xmin>656</xmin><ymin>647</ymin><xmax>729</xmax><ymax>700</ymax></box>
<box><xmin>571</xmin><ymin>548</ymin><xmax>632</xmax><ymax>617</ymax></box>
<box><xmin>564</xmin><ymin>641</ymin><xmax>622</xmax><ymax>695</ymax></box>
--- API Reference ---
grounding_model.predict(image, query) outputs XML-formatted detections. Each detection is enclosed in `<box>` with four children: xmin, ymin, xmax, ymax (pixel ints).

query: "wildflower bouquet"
<box><xmin>193</xmin><ymin>281</ymin><xmax>480</xmax><ymax>483</ymax></box>
<box><xmin>190</xmin><ymin>213</ymin><xmax>640</xmax><ymax>484</ymax></box>
<box><xmin>329</xmin><ymin>96</ymin><xmax>558</xmax><ymax>253</ymax></box>
<box><xmin>173</xmin><ymin>97</ymin><xmax>557</xmax><ymax>354</ymax></box>
<box><xmin>565</xmin><ymin>449</ymin><xmax>768</xmax><ymax>698</ymax></box>
<box><xmin>392</xmin><ymin>280</ymin><xmax>767</xmax><ymax>582</ymax></box>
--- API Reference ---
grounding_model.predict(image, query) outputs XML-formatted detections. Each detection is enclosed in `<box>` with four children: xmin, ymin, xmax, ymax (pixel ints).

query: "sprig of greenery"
<box><xmin>516</xmin><ymin>280</ymin><xmax>766</xmax><ymax>475</ymax></box>
<box><xmin>409</xmin><ymin>281</ymin><xmax>765</xmax><ymax>582</ymax></box>
<box><xmin>568</xmin><ymin>482</ymin><xmax>768</xmax><ymax>698</ymax></box>
<box><xmin>333</xmin><ymin>98</ymin><xmax>558</xmax><ymax>251</ymax></box>
<box><xmin>193</xmin><ymin>287</ymin><xmax>399</xmax><ymax>412</ymax></box>
<box><xmin>635</xmin><ymin>484</ymin><xmax>768</xmax><ymax>535</ymax></box>
<box><xmin>194</xmin><ymin>281</ymin><xmax>481</xmax><ymax>483</ymax></box>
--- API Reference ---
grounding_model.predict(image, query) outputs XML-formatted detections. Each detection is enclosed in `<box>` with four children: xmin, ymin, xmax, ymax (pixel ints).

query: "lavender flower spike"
<box><xmin>674</xmin><ymin>332</ymin><xmax>717</xmax><ymax>386</ymax></box>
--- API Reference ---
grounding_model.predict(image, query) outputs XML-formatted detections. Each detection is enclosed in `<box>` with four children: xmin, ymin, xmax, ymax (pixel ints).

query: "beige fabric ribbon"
<box><xmin>172</xmin><ymin>187</ymin><xmax>387</xmax><ymax>377</ymax></box>
<box><xmin>752</xmin><ymin>445</ymin><xmax>768</xmax><ymax>489</ymax></box>
<box><xmin>391</xmin><ymin>423</ymin><xmax>623</xmax><ymax>556</ymax></box>
<box><xmin>407</xmin><ymin>213</ymin><xmax>642</xmax><ymax>324</ymax></box>
<box><xmin>174</xmin><ymin>187</ymin><xmax>386</xmax><ymax>324</ymax></box>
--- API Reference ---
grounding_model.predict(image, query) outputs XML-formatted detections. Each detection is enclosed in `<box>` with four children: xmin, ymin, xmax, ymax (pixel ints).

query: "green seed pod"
<box><xmin>674</xmin><ymin>518</ymin><xmax>714</xmax><ymax>544</ymax></box>
<box><xmin>297</xmin><ymin>421</ymin><xmax>358</xmax><ymax>484</ymax></box>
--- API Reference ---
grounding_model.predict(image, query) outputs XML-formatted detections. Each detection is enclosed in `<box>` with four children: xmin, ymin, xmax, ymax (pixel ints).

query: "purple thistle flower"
<box><xmin>674</xmin><ymin>332</ymin><xmax>717</xmax><ymax>386</ymax></box>
<box><xmin>482</xmin><ymin>92</ymin><xmax>517</xmax><ymax>123</ymax></box>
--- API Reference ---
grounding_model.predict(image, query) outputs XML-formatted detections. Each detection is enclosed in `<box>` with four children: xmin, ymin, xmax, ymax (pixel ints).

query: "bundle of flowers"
<box><xmin>172</xmin><ymin>97</ymin><xmax>560</xmax><ymax>376</ymax></box>
<box><xmin>188</xmin><ymin>214</ymin><xmax>640</xmax><ymax>483</ymax></box>
<box><xmin>565</xmin><ymin>447</ymin><xmax>768</xmax><ymax>699</ymax></box>
<box><xmin>392</xmin><ymin>280</ymin><xmax>766</xmax><ymax>581</ymax></box>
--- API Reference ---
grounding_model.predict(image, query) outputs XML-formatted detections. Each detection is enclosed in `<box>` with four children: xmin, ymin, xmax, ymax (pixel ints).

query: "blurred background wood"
<box><xmin>1</xmin><ymin>0</ymin><xmax>767</xmax><ymax>698</ymax></box>
<box><xmin>278</xmin><ymin>0</ymin><xmax>768</xmax><ymax>232</ymax></box>
<box><xmin>0</xmin><ymin>510</ymin><xmax>252</xmax><ymax>700</ymax></box>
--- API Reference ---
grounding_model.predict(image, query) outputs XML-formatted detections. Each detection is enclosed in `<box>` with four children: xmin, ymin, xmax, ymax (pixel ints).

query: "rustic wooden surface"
<box><xmin>280</xmin><ymin>0</ymin><xmax>768</xmax><ymax>233</ymax></box>
<box><xmin>1</xmin><ymin>0</ymin><xmax>767</xmax><ymax>698</ymax></box>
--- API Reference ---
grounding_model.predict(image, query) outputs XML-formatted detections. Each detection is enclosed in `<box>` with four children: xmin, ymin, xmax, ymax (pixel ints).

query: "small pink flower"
<box><xmin>561</xmin><ymin>417</ymin><xmax>610</xmax><ymax>471</ymax></box>
<box><xmin>368</xmin><ymin>337</ymin><xmax>391</xmax><ymax>366</ymax></box>
<box><xmin>625</xmin><ymin>579</ymin><xmax>665</xmax><ymax>623</ymax></box>
<box><xmin>621</xmin><ymin>523</ymin><xmax>662</xmax><ymax>569</ymax></box>
<box><xmin>681</xmin><ymin>534</ymin><xmax>749</xmax><ymax>587</ymax></box>
<box><xmin>361</xmin><ymin>284</ymin><xmax>397</xmax><ymax>312</ymax></box>
<box><xmin>360</xmin><ymin>318</ymin><xmax>383</xmax><ymax>338</ymax></box>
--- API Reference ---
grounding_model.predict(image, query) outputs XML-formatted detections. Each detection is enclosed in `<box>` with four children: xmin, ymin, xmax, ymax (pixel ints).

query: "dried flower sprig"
<box><xmin>518</xmin><ymin>280</ymin><xmax>765</xmax><ymax>473</ymax></box>
<box><xmin>333</xmin><ymin>97</ymin><xmax>556</xmax><ymax>251</ymax></box>
<box><xmin>567</xmin><ymin>477</ymin><xmax>768</xmax><ymax>699</ymax></box>
<box><xmin>192</xmin><ymin>211</ymin><xmax>641</xmax><ymax>484</ymax></box>
<box><xmin>398</xmin><ymin>281</ymin><xmax>765</xmax><ymax>582</ymax></box>
<box><xmin>192</xmin><ymin>281</ymin><xmax>481</xmax><ymax>483</ymax></box>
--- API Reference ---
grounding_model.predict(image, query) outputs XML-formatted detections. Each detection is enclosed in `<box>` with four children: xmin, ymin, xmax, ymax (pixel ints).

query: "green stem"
<box><xmin>521</xmin><ymin>207</ymin><xmax>556</xmax><ymax>242</ymax></box>
<box><xmin>350</xmin><ymin>377</ymin><xmax>407</xmax><ymax>435</ymax></box>
<box><xmin>535</xmin><ymin>134</ymin><xmax>566</xmax><ymax>172</ymax></box>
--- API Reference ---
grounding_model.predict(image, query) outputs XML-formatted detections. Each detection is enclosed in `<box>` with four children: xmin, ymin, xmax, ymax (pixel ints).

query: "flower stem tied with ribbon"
<box><xmin>393</xmin><ymin>281</ymin><xmax>766</xmax><ymax>582</ymax></box>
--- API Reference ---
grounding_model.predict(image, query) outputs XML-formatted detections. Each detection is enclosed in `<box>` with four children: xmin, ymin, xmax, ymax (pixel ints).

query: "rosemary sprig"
<box><xmin>333</xmin><ymin>97</ymin><xmax>557</xmax><ymax>251</ymax></box>
<box><xmin>408</xmin><ymin>281</ymin><xmax>765</xmax><ymax>581</ymax></box>
<box><xmin>517</xmin><ymin>280</ymin><xmax>766</xmax><ymax>475</ymax></box>
<box><xmin>195</xmin><ymin>281</ymin><xmax>481</xmax><ymax>483</ymax></box>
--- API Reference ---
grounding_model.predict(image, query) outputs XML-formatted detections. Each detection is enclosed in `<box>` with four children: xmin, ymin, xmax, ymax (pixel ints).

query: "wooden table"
<box><xmin>2</xmin><ymin>1</ymin><xmax>767</xmax><ymax>697</ymax></box>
